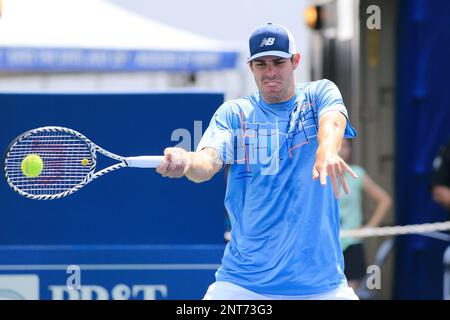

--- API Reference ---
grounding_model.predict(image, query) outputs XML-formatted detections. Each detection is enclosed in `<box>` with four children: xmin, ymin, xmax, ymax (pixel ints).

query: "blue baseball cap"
<box><xmin>247</xmin><ymin>23</ymin><xmax>297</xmax><ymax>62</ymax></box>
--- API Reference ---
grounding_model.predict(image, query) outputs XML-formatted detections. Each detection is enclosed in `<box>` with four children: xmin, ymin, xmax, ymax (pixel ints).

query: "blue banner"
<box><xmin>0</xmin><ymin>93</ymin><xmax>227</xmax><ymax>245</ymax></box>
<box><xmin>0</xmin><ymin>47</ymin><xmax>239</xmax><ymax>72</ymax></box>
<box><xmin>0</xmin><ymin>245</ymin><xmax>224</xmax><ymax>300</ymax></box>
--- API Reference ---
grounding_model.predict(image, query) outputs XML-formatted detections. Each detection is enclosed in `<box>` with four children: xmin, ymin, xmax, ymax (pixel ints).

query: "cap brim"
<box><xmin>246</xmin><ymin>51</ymin><xmax>293</xmax><ymax>62</ymax></box>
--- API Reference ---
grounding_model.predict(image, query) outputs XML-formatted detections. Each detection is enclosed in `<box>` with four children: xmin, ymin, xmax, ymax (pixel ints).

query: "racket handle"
<box><xmin>125</xmin><ymin>156</ymin><xmax>164</xmax><ymax>168</ymax></box>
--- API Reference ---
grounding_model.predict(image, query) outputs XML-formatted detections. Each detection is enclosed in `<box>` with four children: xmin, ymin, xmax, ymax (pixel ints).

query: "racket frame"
<box><xmin>3</xmin><ymin>126</ymin><xmax>147</xmax><ymax>200</ymax></box>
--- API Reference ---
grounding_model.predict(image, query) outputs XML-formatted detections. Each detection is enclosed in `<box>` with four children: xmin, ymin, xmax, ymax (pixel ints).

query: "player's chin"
<box><xmin>262</xmin><ymin>86</ymin><xmax>284</xmax><ymax>97</ymax></box>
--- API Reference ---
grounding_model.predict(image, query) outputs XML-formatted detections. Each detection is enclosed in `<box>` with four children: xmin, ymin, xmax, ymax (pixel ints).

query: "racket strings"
<box><xmin>5</xmin><ymin>131</ymin><xmax>95</xmax><ymax>195</ymax></box>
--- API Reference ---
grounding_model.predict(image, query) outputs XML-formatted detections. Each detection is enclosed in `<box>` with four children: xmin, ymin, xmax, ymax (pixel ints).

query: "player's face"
<box><xmin>250</xmin><ymin>54</ymin><xmax>300</xmax><ymax>103</ymax></box>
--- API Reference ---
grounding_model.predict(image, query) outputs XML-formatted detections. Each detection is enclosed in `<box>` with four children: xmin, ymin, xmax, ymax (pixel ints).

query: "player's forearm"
<box><xmin>367</xmin><ymin>200</ymin><xmax>392</xmax><ymax>227</ymax></box>
<box><xmin>185</xmin><ymin>151</ymin><xmax>219</xmax><ymax>183</ymax></box>
<box><xmin>317</xmin><ymin>111</ymin><xmax>347</xmax><ymax>154</ymax></box>
<box><xmin>313</xmin><ymin>111</ymin><xmax>357</xmax><ymax>198</ymax></box>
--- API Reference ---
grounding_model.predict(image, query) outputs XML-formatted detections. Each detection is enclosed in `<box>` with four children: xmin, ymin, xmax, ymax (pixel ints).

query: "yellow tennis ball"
<box><xmin>21</xmin><ymin>154</ymin><xmax>44</xmax><ymax>178</ymax></box>
<box><xmin>81</xmin><ymin>158</ymin><xmax>89</xmax><ymax>166</ymax></box>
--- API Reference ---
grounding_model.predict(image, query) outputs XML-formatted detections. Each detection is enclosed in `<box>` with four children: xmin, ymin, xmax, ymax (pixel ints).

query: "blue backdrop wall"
<box><xmin>0</xmin><ymin>92</ymin><xmax>226</xmax><ymax>245</ymax></box>
<box><xmin>395</xmin><ymin>0</ymin><xmax>450</xmax><ymax>299</ymax></box>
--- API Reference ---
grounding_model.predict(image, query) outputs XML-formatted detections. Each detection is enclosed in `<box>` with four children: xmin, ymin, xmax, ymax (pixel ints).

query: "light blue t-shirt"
<box><xmin>197</xmin><ymin>79</ymin><xmax>357</xmax><ymax>295</ymax></box>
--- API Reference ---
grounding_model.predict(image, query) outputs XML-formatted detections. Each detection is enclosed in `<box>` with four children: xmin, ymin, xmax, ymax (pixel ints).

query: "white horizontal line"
<box><xmin>0</xmin><ymin>264</ymin><xmax>221</xmax><ymax>271</ymax></box>
<box><xmin>8</xmin><ymin>170</ymin><xmax>90</xmax><ymax>173</ymax></box>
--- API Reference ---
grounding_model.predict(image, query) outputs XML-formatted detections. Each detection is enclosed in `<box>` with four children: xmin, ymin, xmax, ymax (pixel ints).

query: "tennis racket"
<box><xmin>3</xmin><ymin>126</ymin><xmax>164</xmax><ymax>200</ymax></box>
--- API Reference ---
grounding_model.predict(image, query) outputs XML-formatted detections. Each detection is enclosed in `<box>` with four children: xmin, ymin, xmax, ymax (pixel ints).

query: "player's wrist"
<box><xmin>317</xmin><ymin>144</ymin><xmax>339</xmax><ymax>156</ymax></box>
<box><xmin>184</xmin><ymin>151</ymin><xmax>216</xmax><ymax>183</ymax></box>
<box><xmin>183</xmin><ymin>152</ymin><xmax>194</xmax><ymax>176</ymax></box>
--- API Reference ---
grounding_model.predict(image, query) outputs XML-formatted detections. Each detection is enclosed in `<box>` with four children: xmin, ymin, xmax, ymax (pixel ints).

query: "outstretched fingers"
<box><xmin>313</xmin><ymin>155</ymin><xmax>358</xmax><ymax>198</ymax></box>
<box><xmin>341</xmin><ymin>161</ymin><xmax>358</xmax><ymax>179</ymax></box>
<box><xmin>328</xmin><ymin>163</ymin><xmax>340</xmax><ymax>198</ymax></box>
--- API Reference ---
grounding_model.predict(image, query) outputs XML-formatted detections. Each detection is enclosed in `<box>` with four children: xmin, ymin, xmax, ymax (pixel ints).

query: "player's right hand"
<box><xmin>156</xmin><ymin>147</ymin><xmax>191</xmax><ymax>178</ymax></box>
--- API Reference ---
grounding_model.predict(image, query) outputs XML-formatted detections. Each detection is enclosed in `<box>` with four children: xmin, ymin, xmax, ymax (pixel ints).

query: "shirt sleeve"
<box><xmin>196</xmin><ymin>102</ymin><xmax>235</xmax><ymax>164</ymax></box>
<box><xmin>315</xmin><ymin>79</ymin><xmax>357</xmax><ymax>138</ymax></box>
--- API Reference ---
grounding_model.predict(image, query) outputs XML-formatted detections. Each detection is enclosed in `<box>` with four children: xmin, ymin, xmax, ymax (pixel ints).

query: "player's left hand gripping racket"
<box><xmin>3</xmin><ymin>126</ymin><xmax>164</xmax><ymax>200</ymax></box>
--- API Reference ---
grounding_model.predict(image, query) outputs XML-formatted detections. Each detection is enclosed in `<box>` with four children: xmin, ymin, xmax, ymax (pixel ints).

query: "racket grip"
<box><xmin>125</xmin><ymin>156</ymin><xmax>164</xmax><ymax>168</ymax></box>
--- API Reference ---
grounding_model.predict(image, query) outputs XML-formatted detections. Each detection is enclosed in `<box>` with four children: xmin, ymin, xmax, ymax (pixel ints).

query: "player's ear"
<box><xmin>248</xmin><ymin>61</ymin><xmax>254</xmax><ymax>72</ymax></box>
<box><xmin>292</xmin><ymin>53</ymin><xmax>301</xmax><ymax>70</ymax></box>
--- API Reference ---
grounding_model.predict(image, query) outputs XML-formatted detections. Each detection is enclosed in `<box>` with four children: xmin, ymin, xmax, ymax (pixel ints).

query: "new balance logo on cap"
<box><xmin>247</xmin><ymin>23</ymin><xmax>297</xmax><ymax>62</ymax></box>
<box><xmin>260</xmin><ymin>38</ymin><xmax>275</xmax><ymax>47</ymax></box>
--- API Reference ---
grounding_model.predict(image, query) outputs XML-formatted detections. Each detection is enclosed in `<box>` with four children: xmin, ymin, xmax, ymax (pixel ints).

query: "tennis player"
<box><xmin>157</xmin><ymin>23</ymin><xmax>359</xmax><ymax>300</ymax></box>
